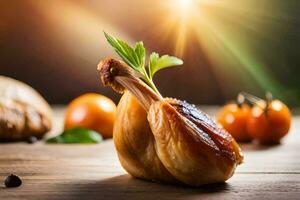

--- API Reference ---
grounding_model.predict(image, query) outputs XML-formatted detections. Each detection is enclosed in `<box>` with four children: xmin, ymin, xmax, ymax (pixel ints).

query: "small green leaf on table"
<box><xmin>46</xmin><ymin>127</ymin><xmax>103</xmax><ymax>144</ymax></box>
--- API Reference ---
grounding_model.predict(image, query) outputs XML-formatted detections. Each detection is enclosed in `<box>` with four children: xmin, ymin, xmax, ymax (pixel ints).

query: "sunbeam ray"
<box><xmin>158</xmin><ymin>0</ymin><xmax>295</xmax><ymax>101</ymax></box>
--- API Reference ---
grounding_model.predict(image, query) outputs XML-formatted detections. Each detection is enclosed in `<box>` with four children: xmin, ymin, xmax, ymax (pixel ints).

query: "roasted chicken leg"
<box><xmin>98</xmin><ymin>58</ymin><xmax>243</xmax><ymax>186</ymax></box>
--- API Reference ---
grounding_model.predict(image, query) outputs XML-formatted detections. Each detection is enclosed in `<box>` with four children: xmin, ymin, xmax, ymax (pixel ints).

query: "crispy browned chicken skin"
<box><xmin>98</xmin><ymin>58</ymin><xmax>243</xmax><ymax>186</ymax></box>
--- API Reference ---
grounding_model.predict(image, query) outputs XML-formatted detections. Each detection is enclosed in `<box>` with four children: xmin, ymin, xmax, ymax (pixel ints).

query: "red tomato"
<box><xmin>217</xmin><ymin>103</ymin><xmax>252</xmax><ymax>142</ymax></box>
<box><xmin>247</xmin><ymin>100</ymin><xmax>291</xmax><ymax>144</ymax></box>
<box><xmin>64</xmin><ymin>93</ymin><xmax>117</xmax><ymax>139</ymax></box>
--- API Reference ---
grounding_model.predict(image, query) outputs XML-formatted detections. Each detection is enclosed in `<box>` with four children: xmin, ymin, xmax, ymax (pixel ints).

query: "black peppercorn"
<box><xmin>27</xmin><ymin>136</ymin><xmax>38</xmax><ymax>144</ymax></box>
<box><xmin>4</xmin><ymin>174</ymin><xmax>22</xmax><ymax>188</ymax></box>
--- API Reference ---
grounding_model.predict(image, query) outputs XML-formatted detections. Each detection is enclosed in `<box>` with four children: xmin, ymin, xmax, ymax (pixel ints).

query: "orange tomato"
<box><xmin>217</xmin><ymin>103</ymin><xmax>252</xmax><ymax>142</ymax></box>
<box><xmin>64</xmin><ymin>93</ymin><xmax>117</xmax><ymax>139</ymax></box>
<box><xmin>247</xmin><ymin>100</ymin><xmax>291</xmax><ymax>144</ymax></box>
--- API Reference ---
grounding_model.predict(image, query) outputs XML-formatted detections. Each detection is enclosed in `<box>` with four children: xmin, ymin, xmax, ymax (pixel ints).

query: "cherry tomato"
<box><xmin>247</xmin><ymin>100</ymin><xmax>291</xmax><ymax>144</ymax></box>
<box><xmin>217</xmin><ymin>103</ymin><xmax>252</xmax><ymax>142</ymax></box>
<box><xmin>64</xmin><ymin>93</ymin><xmax>116</xmax><ymax>139</ymax></box>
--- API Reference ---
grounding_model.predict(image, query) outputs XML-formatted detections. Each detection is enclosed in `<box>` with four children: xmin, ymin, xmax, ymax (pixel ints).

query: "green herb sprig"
<box><xmin>104</xmin><ymin>32</ymin><xmax>183</xmax><ymax>95</ymax></box>
<box><xmin>46</xmin><ymin>127</ymin><xmax>103</xmax><ymax>144</ymax></box>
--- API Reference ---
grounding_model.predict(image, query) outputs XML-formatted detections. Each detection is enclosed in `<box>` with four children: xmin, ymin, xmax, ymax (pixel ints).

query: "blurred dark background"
<box><xmin>1</xmin><ymin>0</ymin><xmax>300</xmax><ymax>106</ymax></box>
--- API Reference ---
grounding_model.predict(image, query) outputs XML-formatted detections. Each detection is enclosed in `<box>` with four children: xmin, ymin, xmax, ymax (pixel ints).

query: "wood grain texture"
<box><xmin>0</xmin><ymin>106</ymin><xmax>299</xmax><ymax>200</ymax></box>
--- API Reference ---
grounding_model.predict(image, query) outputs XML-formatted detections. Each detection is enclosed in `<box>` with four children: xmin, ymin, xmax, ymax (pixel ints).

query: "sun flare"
<box><xmin>178</xmin><ymin>0</ymin><xmax>195</xmax><ymax>12</ymax></box>
<box><xmin>163</xmin><ymin>0</ymin><xmax>286</xmax><ymax>100</ymax></box>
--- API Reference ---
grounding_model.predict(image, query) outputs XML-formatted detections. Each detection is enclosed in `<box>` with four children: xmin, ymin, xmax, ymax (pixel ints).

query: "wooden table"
<box><xmin>0</xmin><ymin>106</ymin><xmax>299</xmax><ymax>200</ymax></box>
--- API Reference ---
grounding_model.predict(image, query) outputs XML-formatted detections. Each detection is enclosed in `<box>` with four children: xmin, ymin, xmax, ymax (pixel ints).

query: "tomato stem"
<box><xmin>239</xmin><ymin>92</ymin><xmax>273</xmax><ymax>115</ymax></box>
<box><xmin>236</xmin><ymin>94</ymin><xmax>245</xmax><ymax>108</ymax></box>
<box><xmin>265</xmin><ymin>92</ymin><xmax>273</xmax><ymax>116</ymax></box>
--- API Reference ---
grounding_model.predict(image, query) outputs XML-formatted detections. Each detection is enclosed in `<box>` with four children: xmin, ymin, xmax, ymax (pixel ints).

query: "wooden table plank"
<box><xmin>0</xmin><ymin>106</ymin><xmax>299</xmax><ymax>199</ymax></box>
<box><xmin>1</xmin><ymin>174</ymin><xmax>300</xmax><ymax>200</ymax></box>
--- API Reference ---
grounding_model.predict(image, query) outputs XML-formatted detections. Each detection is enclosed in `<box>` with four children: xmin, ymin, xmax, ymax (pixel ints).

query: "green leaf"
<box><xmin>46</xmin><ymin>127</ymin><xmax>103</xmax><ymax>144</ymax></box>
<box><xmin>148</xmin><ymin>52</ymin><xmax>159</xmax><ymax>76</ymax></box>
<box><xmin>103</xmin><ymin>32</ymin><xmax>184</xmax><ymax>97</ymax></box>
<box><xmin>104</xmin><ymin>32</ymin><xmax>145</xmax><ymax>71</ymax></box>
<box><xmin>134</xmin><ymin>41</ymin><xmax>145</xmax><ymax>68</ymax></box>
<box><xmin>148</xmin><ymin>53</ymin><xmax>183</xmax><ymax>78</ymax></box>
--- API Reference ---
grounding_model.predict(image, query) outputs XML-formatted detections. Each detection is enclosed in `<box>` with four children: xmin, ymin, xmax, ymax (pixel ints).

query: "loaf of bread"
<box><xmin>0</xmin><ymin>76</ymin><xmax>52</xmax><ymax>141</ymax></box>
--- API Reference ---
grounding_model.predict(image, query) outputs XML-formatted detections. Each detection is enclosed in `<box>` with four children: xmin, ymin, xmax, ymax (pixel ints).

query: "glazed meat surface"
<box><xmin>98</xmin><ymin>58</ymin><xmax>243</xmax><ymax>186</ymax></box>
